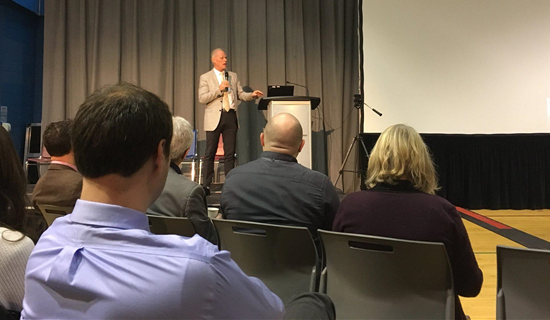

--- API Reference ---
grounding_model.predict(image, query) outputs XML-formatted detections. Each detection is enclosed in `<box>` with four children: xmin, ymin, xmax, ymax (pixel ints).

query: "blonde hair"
<box><xmin>366</xmin><ymin>124</ymin><xmax>439</xmax><ymax>194</ymax></box>
<box><xmin>170</xmin><ymin>116</ymin><xmax>194</xmax><ymax>163</ymax></box>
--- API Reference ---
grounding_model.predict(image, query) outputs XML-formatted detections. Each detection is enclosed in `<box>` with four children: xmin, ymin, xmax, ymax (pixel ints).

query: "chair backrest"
<box><xmin>496</xmin><ymin>245</ymin><xmax>550</xmax><ymax>320</ymax></box>
<box><xmin>184</xmin><ymin>130</ymin><xmax>198</xmax><ymax>159</ymax></box>
<box><xmin>212</xmin><ymin>219</ymin><xmax>318</xmax><ymax>302</ymax></box>
<box><xmin>319</xmin><ymin>230</ymin><xmax>455</xmax><ymax>320</ymax></box>
<box><xmin>147</xmin><ymin>215</ymin><xmax>196</xmax><ymax>238</ymax></box>
<box><xmin>36</xmin><ymin>204</ymin><xmax>73</xmax><ymax>226</ymax></box>
<box><xmin>24</xmin><ymin>123</ymin><xmax>42</xmax><ymax>160</ymax></box>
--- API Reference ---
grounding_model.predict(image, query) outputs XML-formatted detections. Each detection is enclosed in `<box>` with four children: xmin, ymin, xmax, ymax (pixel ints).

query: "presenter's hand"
<box><xmin>219</xmin><ymin>80</ymin><xmax>229</xmax><ymax>92</ymax></box>
<box><xmin>252</xmin><ymin>90</ymin><xmax>264</xmax><ymax>99</ymax></box>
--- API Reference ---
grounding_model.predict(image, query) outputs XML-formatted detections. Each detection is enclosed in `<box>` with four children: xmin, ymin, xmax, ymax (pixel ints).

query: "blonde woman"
<box><xmin>333</xmin><ymin>124</ymin><xmax>482</xmax><ymax>320</ymax></box>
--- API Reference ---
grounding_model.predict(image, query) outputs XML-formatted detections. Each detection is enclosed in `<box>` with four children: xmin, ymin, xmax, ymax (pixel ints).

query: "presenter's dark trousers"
<box><xmin>203</xmin><ymin>109</ymin><xmax>237</xmax><ymax>187</ymax></box>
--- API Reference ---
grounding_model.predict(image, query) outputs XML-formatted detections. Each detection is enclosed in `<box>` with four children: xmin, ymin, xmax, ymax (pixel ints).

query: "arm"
<box><xmin>447</xmin><ymin>207</ymin><xmax>483</xmax><ymax>297</ymax></box>
<box><xmin>210</xmin><ymin>250</ymin><xmax>285</xmax><ymax>319</ymax></box>
<box><xmin>322</xmin><ymin>178</ymin><xmax>340</xmax><ymax>230</ymax></box>
<box><xmin>232</xmin><ymin>72</ymin><xmax>263</xmax><ymax>101</ymax></box>
<box><xmin>185</xmin><ymin>184</ymin><xmax>218</xmax><ymax>245</ymax></box>
<box><xmin>198</xmin><ymin>73</ymin><xmax>223</xmax><ymax>105</ymax></box>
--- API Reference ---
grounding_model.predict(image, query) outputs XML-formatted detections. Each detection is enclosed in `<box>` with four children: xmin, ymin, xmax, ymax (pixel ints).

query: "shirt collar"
<box><xmin>51</xmin><ymin>160</ymin><xmax>78</xmax><ymax>172</ymax></box>
<box><xmin>69</xmin><ymin>199</ymin><xmax>150</xmax><ymax>231</ymax></box>
<box><xmin>170</xmin><ymin>162</ymin><xmax>183</xmax><ymax>175</ymax></box>
<box><xmin>260</xmin><ymin>151</ymin><xmax>297</xmax><ymax>163</ymax></box>
<box><xmin>213</xmin><ymin>68</ymin><xmax>225</xmax><ymax>77</ymax></box>
<box><xmin>372</xmin><ymin>180</ymin><xmax>420</xmax><ymax>193</ymax></box>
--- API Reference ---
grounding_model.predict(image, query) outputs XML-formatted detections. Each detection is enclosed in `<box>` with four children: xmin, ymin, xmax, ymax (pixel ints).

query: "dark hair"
<box><xmin>43</xmin><ymin>119</ymin><xmax>73</xmax><ymax>156</ymax></box>
<box><xmin>72</xmin><ymin>82</ymin><xmax>172</xmax><ymax>178</ymax></box>
<box><xmin>0</xmin><ymin>126</ymin><xmax>28</xmax><ymax>232</ymax></box>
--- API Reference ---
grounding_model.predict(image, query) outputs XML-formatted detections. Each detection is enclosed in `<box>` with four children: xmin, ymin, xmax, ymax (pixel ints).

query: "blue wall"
<box><xmin>0</xmin><ymin>0</ymin><xmax>43</xmax><ymax>161</ymax></box>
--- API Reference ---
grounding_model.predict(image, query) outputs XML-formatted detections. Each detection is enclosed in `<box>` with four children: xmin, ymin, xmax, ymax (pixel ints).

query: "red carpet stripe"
<box><xmin>456</xmin><ymin>207</ymin><xmax>512</xmax><ymax>229</ymax></box>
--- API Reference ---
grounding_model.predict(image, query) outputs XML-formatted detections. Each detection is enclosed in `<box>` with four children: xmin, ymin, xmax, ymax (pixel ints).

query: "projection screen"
<box><xmin>362</xmin><ymin>0</ymin><xmax>550</xmax><ymax>134</ymax></box>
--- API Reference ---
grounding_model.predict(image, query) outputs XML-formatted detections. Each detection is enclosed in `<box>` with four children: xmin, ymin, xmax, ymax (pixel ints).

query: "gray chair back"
<box><xmin>319</xmin><ymin>230</ymin><xmax>454</xmax><ymax>319</ymax></box>
<box><xmin>36</xmin><ymin>204</ymin><xmax>73</xmax><ymax>226</ymax></box>
<box><xmin>497</xmin><ymin>245</ymin><xmax>550</xmax><ymax>320</ymax></box>
<box><xmin>212</xmin><ymin>219</ymin><xmax>318</xmax><ymax>302</ymax></box>
<box><xmin>147</xmin><ymin>215</ymin><xmax>196</xmax><ymax>237</ymax></box>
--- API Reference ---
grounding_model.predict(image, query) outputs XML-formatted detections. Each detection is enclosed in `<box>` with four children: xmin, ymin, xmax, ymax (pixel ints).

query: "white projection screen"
<box><xmin>362</xmin><ymin>0</ymin><xmax>550</xmax><ymax>134</ymax></box>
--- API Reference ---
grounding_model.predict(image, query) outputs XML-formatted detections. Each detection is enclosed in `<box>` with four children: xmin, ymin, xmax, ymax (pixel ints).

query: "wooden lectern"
<box><xmin>258</xmin><ymin>96</ymin><xmax>320</xmax><ymax>169</ymax></box>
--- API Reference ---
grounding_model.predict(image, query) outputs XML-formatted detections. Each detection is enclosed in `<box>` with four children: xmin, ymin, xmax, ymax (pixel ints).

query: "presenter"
<box><xmin>198</xmin><ymin>48</ymin><xmax>263</xmax><ymax>194</ymax></box>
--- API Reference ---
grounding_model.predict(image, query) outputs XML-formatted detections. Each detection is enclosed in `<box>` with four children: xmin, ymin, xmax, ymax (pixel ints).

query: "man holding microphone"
<box><xmin>198</xmin><ymin>48</ymin><xmax>263</xmax><ymax>194</ymax></box>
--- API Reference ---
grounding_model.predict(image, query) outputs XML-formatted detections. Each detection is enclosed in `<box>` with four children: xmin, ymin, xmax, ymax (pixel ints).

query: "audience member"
<box><xmin>0</xmin><ymin>126</ymin><xmax>35</xmax><ymax>315</ymax></box>
<box><xmin>333</xmin><ymin>124</ymin><xmax>483</xmax><ymax>320</ymax></box>
<box><xmin>148</xmin><ymin>116</ymin><xmax>217</xmax><ymax>244</ymax></box>
<box><xmin>22</xmin><ymin>83</ymin><xmax>287</xmax><ymax>319</ymax></box>
<box><xmin>32</xmin><ymin>119</ymin><xmax>82</xmax><ymax>208</ymax></box>
<box><xmin>220</xmin><ymin>113</ymin><xmax>339</xmax><ymax>238</ymax></box>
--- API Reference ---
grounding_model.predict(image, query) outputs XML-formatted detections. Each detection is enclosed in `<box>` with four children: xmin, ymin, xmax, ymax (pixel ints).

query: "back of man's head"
<box><xmin>72</xmin><ymin>82</ymin><xmax>173</xmax><ymax>178</ymax></box>
<box><xmin>170</xmin><ymin>116</ymin><xmax>194</xmax><ymax>163</ymax></box>
<box><xmin>262</xmin><ymin>113</ymin><xmax>304</xmax><ymax>157</ymax></box>
<box><xmin>43</xmin><ymin>119</ymin><xmax>73</xmax><ymax>157</ymax></box>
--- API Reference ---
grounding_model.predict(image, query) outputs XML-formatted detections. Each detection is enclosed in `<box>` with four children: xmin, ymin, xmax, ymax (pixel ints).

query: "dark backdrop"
<box><xmin>360</xmin><ymin>133</ymin><xmax>550</xmax><ymax>210</ymax></box>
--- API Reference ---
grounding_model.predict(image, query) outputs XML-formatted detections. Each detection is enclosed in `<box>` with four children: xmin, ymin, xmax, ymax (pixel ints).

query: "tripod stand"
<box><xmin>334</xmin><ymin>94</ymin><xmax>382</xmax><ymax>190</ymax></box>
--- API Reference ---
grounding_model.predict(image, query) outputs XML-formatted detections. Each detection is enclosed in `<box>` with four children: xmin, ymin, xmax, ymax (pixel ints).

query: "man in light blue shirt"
<box><xmin>22</xmin><ymin>83</ymin><xmax>284</xmax><ymax>319</ymax></box>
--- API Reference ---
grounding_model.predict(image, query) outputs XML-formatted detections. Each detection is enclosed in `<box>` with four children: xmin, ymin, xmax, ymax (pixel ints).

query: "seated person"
<box><xmin>220</xmin><ymin>113</ymin><xmax>339</xmax><ymax>235</ymax></box>
<box><xmin>0</xmin><ymin>126</ymin><xmax>35</xmax><ymax>316</ymax></box>
<box><xmin>333</xmin><ymin>124</ymin><xmax>483</xmax><ymax>320</ymax></box>
<box><xmin>22</xmin><ymin>83</ymin><xmax>284</xmax><ymax>319</ymax></box>
<box><xmin>32</xmin><ymin>119</ymin><xmax>82</xmax><ymax>208</ymax></box>
<box><xmin>148</xmin><ymin>116</ymin><xmax>217</xmax><ymax>244</ymax></box>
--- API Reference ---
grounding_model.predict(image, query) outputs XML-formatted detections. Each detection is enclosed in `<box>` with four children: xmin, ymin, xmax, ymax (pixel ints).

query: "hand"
<box><xmin>219</xmin><ymin>80</ymin><xmax>229</xmax><ymax>92</ymax></box>
<box><xmin>252</xmin><ymin>90</ymin><xmax>264</xmax><ymax>99</ymax></box>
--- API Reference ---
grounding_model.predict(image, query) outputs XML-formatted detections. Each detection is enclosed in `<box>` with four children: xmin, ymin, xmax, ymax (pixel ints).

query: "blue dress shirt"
<box><xmin>22</xmin><ymin>200</ymin><xmax>284</xmax><ymax>319</ymax></box>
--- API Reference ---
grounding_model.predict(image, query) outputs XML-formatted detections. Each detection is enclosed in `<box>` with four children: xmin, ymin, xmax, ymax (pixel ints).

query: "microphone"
<box><xmin>224</xmin><ymin>71</ymin><xmax>229</xmax><ymax>92</ymax></box>
<box><xmin>364</xmin><ymin>102</ymin><xmax>383</xmax><ymax>117</ymax></box>
<box><xmin>285</xmin><ymin>80</ymin><xmax>310</xmax><ymax>97</ymax></box>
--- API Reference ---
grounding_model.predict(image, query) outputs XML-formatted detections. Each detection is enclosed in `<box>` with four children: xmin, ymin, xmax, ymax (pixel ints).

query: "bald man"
<box><xmin>220</xmin><ymin>113</ymin><xmax>340</xmax><ymax>239</ymax></box>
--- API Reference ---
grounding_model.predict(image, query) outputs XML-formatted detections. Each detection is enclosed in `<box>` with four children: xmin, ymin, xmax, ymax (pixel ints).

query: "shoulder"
<box><xmin>0</xmin><ymin>227</ymin><xmax>35</xmax><ymax>254</ymax></box>
<box><xmin>165</xmin><ymin>171</ymin><xmax>199</xmax><ymax>193</ymax></box>
<box><xmin>200</xmin><ymin>70</ymin><xmax>214</xmax><ymax>79</ymax></box>
<box><xmin>225</xmin><ymin>160</ymin><xmax>258</xmax><ymax>177</ymax></box>
<box><xmin>418</xmin><ymin>193</ymin><xmax>457</xmax><ymax>212</ymax></box>
<box><xmin>300</xmin><ymin>166</ymin><xmax>333</xmax><ymax>187</ymax></box>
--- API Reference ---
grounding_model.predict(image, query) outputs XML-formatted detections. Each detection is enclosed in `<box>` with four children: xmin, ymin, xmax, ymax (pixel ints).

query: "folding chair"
<box><xmin>496</xmin><ymin>245</ymin><xmax>550</xmax><ymax>320</ymax></box>
<box><xmin>36</xmin><ymin>204</ymin><xmax>73</xmax><ymax>226</ymax></box>
<box><xmin>213</xmin><ymin>219</ymin><xmax>318</xmax><ymax>302</ymax></box>
<box><xmin>23</xmin><ymin>123</ymin><xmax>51</xmax><ymax>182</ymax></box>
<box><xmin>180</xmin><ymin>130</ymin><xmax>199</xmax><ymax>181</ymax></box>
<box><xmin>319</xmin><ymin>230</ymin><xmax>455</xmax><ymax>319</ymax></box>
<box><xmin>147</xmin><ymin>215</ymin><xmax>196</xmax><ymax>238</ymax></box>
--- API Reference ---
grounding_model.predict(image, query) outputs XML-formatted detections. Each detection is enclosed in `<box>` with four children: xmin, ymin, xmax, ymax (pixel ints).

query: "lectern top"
<box><xmin>258</xmin><ymin>96</ymin><xmax>320</xmax><ymax>110</ymax></box>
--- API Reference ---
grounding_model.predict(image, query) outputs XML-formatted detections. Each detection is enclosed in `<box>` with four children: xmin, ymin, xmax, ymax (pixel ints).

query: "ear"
<box><xmin>154</xmin><ymin>139</ymin><xmax>168</xmax><ymax>169</ymax></box>
<box><xmin>260</xmin><ymin>132</ymin><xmax>265</xmax><ymax>147</ymax></box>
<box><xmin>182</xmin><ymin>148</ymin><xmax>190</xmax><ymax>160</ymax></box>
<box><xmin>298</xmin><ymin>139</ymin><xmax>305</xmax><ymax>153</ymax></box>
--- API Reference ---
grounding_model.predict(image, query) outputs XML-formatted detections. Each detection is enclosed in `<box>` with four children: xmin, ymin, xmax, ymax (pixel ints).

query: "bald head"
<box><xmin>261</xmin><ymin>113</ymin><xmax>304</xmax><ymax>157</ymax></box>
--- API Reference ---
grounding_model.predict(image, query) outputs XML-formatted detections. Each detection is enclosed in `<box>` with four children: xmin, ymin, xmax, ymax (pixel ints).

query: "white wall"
<box><xmin>362</xmin><ymin>0</ymin><xmax>550</xmax><ymax>133</ymax></box>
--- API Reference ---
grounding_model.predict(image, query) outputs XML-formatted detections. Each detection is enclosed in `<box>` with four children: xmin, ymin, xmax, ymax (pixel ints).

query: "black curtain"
<box><xmin>360</xmin><ymin>133</ymin><xmax>550</xmax><ymax>210</ymax></box>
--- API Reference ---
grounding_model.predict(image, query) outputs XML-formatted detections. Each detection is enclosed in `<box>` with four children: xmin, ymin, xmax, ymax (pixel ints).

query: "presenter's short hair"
<box><xmin>72</xmin><ymin>82</ymin><xmax>173</xmax><ymax>178</ymax></box>
<box><xmin>170</xmin><ymin>116</ymin><xmax>194</xmax><ymax>163</ymax></box>
<box><xmin>43</xmin><ymin>119</ymin><xmax>73</xmax><ymax>157</ymax></box>
<box><xmin>366</xmin><ymin>124</ymin><xmax>439</xmax><ymax>194</ymax></box>
<box><xmin>211</xmin><ymin>48</ymin><xmax>223</xmax><ymax>58</ymax></box>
